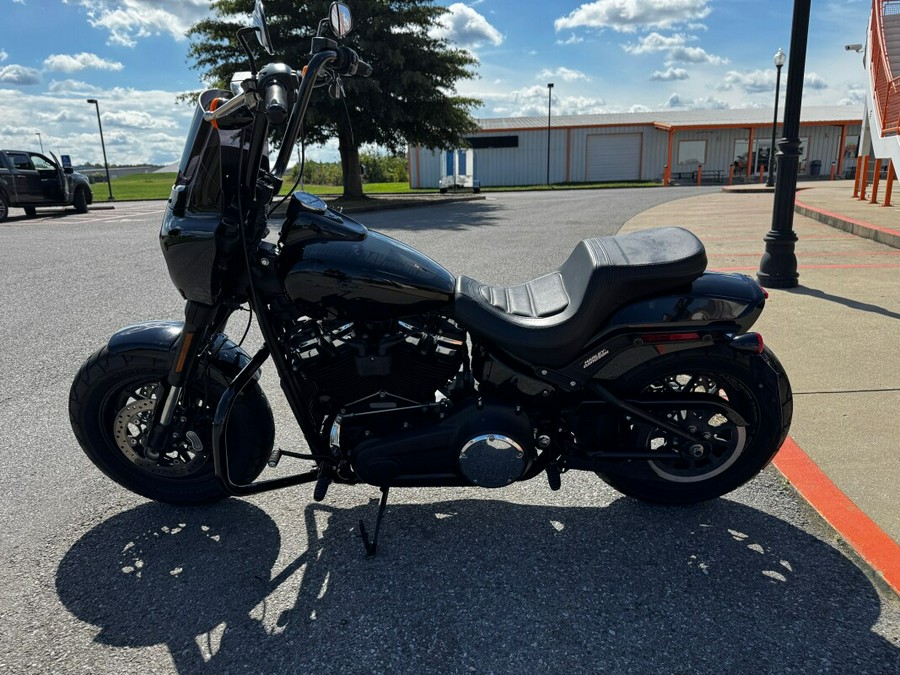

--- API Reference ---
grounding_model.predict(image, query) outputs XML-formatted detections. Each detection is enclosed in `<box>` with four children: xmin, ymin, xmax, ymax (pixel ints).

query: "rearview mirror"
<box><xmin>330</xmin><ymin>3</ymin><xmax>352</xmax><ymax>38</ymax></box>
<box><xmin>253</xmin><ymin>0</ymin><xmax>274</xmax><ymax>54</ymax></box>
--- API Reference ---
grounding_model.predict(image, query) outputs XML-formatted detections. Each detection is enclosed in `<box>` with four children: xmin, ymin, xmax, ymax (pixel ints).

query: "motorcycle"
<box><xmin>69</xmin><ymin>1</ymin><xmax>792</xmax><ymax>555</ymax></box>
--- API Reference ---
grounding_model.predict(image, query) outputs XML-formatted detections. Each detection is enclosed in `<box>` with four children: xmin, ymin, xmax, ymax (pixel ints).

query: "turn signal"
<box><xmin>730</xmin><ymin>333</ymin><xmax>764</xmax><ymax>354</ymax></box>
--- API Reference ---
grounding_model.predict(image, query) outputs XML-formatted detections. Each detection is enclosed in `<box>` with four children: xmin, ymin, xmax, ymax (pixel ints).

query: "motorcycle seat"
<box><xmin>453</xmin><ymin>227</ymin><xmax>707</xmax><ymax>368</ymax></box>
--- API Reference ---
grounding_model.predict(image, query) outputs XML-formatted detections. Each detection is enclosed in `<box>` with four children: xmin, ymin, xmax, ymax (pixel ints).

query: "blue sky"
<box><xmin>0</xmin><ymin>0</ymin><xmax>871</xmax><ymax>165</ymax></box>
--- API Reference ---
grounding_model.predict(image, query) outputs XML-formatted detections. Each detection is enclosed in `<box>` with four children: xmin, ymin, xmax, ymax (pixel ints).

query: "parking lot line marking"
<box><xmin>773</xmin><ymin>437</ymin><xmax>900</xmax><ymax>595</ymax></box>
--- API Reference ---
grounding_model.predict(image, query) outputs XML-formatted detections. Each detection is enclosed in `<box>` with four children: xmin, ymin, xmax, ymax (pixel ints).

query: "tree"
<box><xmin>187</xmin><ymin>0</ymin><xmax>481</xmax><ymax>198</ymax></box>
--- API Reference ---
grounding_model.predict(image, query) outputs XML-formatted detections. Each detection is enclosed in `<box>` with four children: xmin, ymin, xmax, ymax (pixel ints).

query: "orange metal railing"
<box><xmin>871</xmin><ymin>0</ymin><xmax>900</xmax><ymax>135</ymax></box>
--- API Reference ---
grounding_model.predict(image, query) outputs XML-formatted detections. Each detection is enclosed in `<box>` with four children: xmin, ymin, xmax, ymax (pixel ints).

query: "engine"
<box><xmin>287</xmin><ymin>315</ymin><xmax>467</xmax><ymax>418</ymax></box>
<box><xmin>285</xmin><ymin>316</ymin><xmax>537</xmax><ymax>488</ymax></box>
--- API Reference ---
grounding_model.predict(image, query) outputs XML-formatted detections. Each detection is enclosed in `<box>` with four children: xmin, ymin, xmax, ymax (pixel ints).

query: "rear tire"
<box><xmin>73</xmin><ymin>187</ymin><xmax>88</xmax><ymax>213</ymax></box>
<box><xmin>69</xmin><ymin>347</ymin><xmax>274</xmax><ymax>504</ymax></box>
<box><xmin>596</xmin><ymin>347</ymin><xmax>791</xmax><ymax>504</ymax></box>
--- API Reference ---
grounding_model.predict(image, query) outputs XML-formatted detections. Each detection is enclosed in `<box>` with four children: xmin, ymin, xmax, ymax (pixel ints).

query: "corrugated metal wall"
<box><xmin>409</xmin><ymin>122</ymin><xmax>862</xmax><ymax>188</ymax></box>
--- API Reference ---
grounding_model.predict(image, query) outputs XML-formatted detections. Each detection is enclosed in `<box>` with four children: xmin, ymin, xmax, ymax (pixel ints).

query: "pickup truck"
<box><xmin>0</xmin><ymin>150</ymin><xmax>93</xmax><ymax>222</ymax></box>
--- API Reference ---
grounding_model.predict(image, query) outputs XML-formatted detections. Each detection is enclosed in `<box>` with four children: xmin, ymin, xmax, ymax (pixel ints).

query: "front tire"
<box><xmin>597</xmin><ymin>347</ymin><xmax>791</xmax><ymax>504</ymax></box>
<box><xmin>69</xmin><ymin>347</ymin><xmax>274</xmax><ymax>504</ymax></box>
<box><xmin>73</xmin><ymin>187</ymin><xmax>89</xmax><ymax>213</ymax></box>
<box><xmin>0</xmin><ymin>193</ymin><xmax>8</xmax><ymax>222</ymax></box>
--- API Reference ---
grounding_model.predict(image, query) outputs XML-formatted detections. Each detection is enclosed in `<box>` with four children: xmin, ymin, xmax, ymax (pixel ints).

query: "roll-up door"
<box><xmin>585</xmin><ymin>133</ymin><xmax>641</xmax><ymax>181</ymax></box>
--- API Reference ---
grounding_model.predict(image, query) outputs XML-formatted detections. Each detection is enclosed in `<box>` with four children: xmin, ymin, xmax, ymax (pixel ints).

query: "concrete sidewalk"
<box><xmin>620</xmin><ymin>180</ymin><xmax>900</xmax><ymax>584</ymax></box>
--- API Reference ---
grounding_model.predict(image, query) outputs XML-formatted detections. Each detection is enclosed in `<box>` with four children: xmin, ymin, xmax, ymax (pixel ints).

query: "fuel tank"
<box><xmin>278</xmin><ymin>209</ymin><xmax>456</xmax><ymax>321</ymax></box>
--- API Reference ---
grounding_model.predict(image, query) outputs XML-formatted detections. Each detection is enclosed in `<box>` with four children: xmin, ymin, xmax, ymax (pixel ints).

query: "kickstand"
<box><xmin>359</xmin><ymin>486</ymin><xmax>390</xmax><ymax>558</ymax></box>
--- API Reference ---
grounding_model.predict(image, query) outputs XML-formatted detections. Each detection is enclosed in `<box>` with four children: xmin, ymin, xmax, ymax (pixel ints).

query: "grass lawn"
<box><xmin>104</xmin><ymin>172</ymin><xmax>661</xmax><ymax>202</ymax></box>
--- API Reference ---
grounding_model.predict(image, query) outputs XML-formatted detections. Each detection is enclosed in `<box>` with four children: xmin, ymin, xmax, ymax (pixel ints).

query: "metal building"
<box><xmin>408</xmin><ymin>106</ymin><xmax>863</xmax><ymax>189</ymax></box>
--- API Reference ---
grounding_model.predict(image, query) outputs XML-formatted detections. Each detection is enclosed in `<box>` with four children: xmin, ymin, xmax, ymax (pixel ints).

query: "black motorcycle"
<box><xmin>69</xmin><ymin>1</ymin><xmax>792</xmax><ymax>555</ymax></box>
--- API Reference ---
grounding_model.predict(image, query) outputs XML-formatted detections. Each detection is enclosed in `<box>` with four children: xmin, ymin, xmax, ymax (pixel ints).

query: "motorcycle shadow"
<box><xmin>55</xmin><ymin>493</ymin><xmax>899</xmax><ymax>674</ymax></box>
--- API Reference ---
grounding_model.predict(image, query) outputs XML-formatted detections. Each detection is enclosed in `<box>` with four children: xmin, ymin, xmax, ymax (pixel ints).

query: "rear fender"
<box><xmin>535</xmin><ymin>272</ymin><xmax>766</xmax><ymax>388</ymax></box>
<box><xmin>106</xmin><ymin>320</ymin><xmax>258</xmax><ymax>381</ymax></box>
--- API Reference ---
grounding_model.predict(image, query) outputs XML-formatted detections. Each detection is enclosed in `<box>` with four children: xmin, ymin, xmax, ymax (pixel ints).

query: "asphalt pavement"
<box><xmin>622</xmin><ymin>179</ymin><xmax>900</xmax><ymax>593</ymax></box>
<box><xmin>0</xmin><ymin>189</ymin><xmax>898</xmax><ymax>674</ymax></box>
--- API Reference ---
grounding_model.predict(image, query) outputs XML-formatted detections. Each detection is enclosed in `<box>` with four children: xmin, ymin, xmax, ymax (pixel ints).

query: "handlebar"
<box><xmin>263</xmin><ymin>80</ymin><xmax>288</xmax><ymax>125</ymax></box>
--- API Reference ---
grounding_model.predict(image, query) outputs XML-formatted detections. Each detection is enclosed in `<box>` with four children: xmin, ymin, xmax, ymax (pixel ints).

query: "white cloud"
<box><xmin>556</xmin><ymin>34</ymin><xmax>584</xmax><ymax>45</ymax></box>
<box><xmin>538</xmin><ymin>67</ymin><xmax>590</xmax><ymax>82</ymax></box>
<box><xmin>624</xmin><ymin>32</ymin><xmax>693</xmax><ymax>54</ymax></box>
<box><xmin>839</xmin><ymin>86</ymin><xmax>866</xmax><ymax>106</ymax></box>
<box><xmin>719</xmin><ymin>70</ymin><xmax>828</xmax><ymax>94</ymax></box>
<box><xmin>48</xmin><ymin>79</ymin><xmax>103</xmax><ymax>94</ymax></box>
<box><xmin>665</xmin><ymin>45</ymin><xmax>727</xmax><ymax>65</ymax></box>
<box><xmin>623</xmin><ymin>33</ymin><xmax>726</xmax><ymax>65</ymax></box>
<box><xmin>664</xmin><ymin>92</ymin><xmax>729</xmax><ymax>109</ymax></box>
<box><xmin>76</xmin><ymin>0</ymin><xmax>210</xmax><ymax>47</ymax></box>
<box><xmin>804</xmin><ymin>73</ymin><xmax>828</xmax><ymax>90</ymax></box>
<box><xmin>482</xmin><ymin>85</ymin><xmax>606</xmax><ymax>117</ymax></box>
<box><xmin>555</xmin><ymin>0</ymin><xmax>712</xmax><ymax>34</ymax></box>
<box><xmin>43</xmin><ymin>52</ymin><xmax>124</xmax><ymax>73</ymax></box>
<box><xmin>431</xmin><ymin>3</ymin><xmax>503</xmax><ymax>49</ymax></box>
<box><xmin>0</xmin><ymin>84</ymin><xmax>194</xmax><ymax>165</ymax></box>
<box><xmin>102</xmin><ymin>109</ymin><xmax>178</xmax><ymax>130</ymax></box>
<box><xmin>0</xmin><ymin>64</ymin><xmax>41</xmax><ymax>86</ymax></box>
<box><xmin>651</xmin><ymin>67</ymin><xmax>689</xmax><ymax>81</ymax></box>
<box><xmin>0</xmin><ymin>50</ymin><xmax>8</xmax><ymax>62</ymax></box>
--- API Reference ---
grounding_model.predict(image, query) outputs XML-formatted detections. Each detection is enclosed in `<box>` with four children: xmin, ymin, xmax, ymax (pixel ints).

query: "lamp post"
<box><xmin>758</xmin><ymin>0</ymin><xmax>811</xmax><ymax>289</ymax></box>
<box><xmin>546</xmin><ymin>82</ymin><xmax>554</xmax><ymax>186</ymax></box>
<box><xmin>86</xmin><ymin>98</ymin><xmax>114</xmax><ymax>201</ymax></box>
<box><xmin>35</xmin><ymin>132</ymin><xmax>44</xmax><ymax>154</ymax></box>
<box><xmin>766</xmin><ymin>48</ymin><xmax>786</xmax><ymax>188</ymax></box>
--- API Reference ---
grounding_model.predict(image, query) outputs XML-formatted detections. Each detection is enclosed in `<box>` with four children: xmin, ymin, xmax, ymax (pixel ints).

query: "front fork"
<box><xmin>144</xmin><ymin>300</ymin><xmax>231</xmax><ymax>457</ymax></box>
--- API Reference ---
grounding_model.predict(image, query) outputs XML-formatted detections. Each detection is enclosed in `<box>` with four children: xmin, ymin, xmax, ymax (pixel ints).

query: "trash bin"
<box><xmin>810</xmin><ymin>159</ymin><xmax>822</xmax><ymax>176</ymax></box>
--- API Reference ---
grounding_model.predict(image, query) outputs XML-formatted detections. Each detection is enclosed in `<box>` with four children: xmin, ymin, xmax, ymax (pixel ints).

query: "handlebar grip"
<box><xmin>264</xmin><ymin>81</ymin><xmax>288</xmax><ymax>125</ymax></box>
<box><xmin>356</xmin><ymin>59</ymin><xmax>373</xmax><ymax>78</ymax></box>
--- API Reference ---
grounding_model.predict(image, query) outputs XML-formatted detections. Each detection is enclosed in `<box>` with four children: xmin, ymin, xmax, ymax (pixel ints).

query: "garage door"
<box><xmin>586</xmin><ymin>133</ymin><xmax>641</xmax><ymax>182</ymax></box>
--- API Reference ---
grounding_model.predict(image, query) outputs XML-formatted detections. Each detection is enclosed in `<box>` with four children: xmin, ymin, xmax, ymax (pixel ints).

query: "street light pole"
<box><xmin>765</xmin><ymin>48</ymin><xmax>786</xmax><ymax>188</ymax></box>
<box><xmin>758</xmin><ymin>0</ymin><xmax>811</xmax><ymax>289</ymax></box>
<box><xmin>86</xmin><ymin>98</ymin><xmax>114</xmax><ymax>201</ymax></box>
<box><xmin>547</xmin><ymin>82</ymin><xmax>554</xmax><ymax>186</ymax></box>
<box><xmin>35</xmin><ymin>132</ymin><xmax>44</xmax><ymax>154</ymax></box>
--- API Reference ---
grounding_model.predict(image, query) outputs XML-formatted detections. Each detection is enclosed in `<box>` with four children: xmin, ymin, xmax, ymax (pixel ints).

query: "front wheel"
<box><xmin>69</xmin><ymin>347</ymin><xmax>274</xmax><ymax>504</ymax></box>
<box><xmin>73</xmin><ymin>187</ymin><xmax>89</xmax><ymax>213</ymax></box>
<box><xmin>596</xmin><ymin>347</ymin><xmax>792</xmax><ymax>504</ymax></box>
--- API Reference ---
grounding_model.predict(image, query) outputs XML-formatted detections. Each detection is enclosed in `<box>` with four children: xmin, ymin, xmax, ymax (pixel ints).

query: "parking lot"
<box><xmin>1</xmin><ymin>192</ymin><xmax>898</xmax><ymax>673</ymax></box>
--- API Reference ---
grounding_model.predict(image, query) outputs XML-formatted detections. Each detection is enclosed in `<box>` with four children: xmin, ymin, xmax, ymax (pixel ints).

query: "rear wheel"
<box><xmin>69</xmin><ymin>347</ymin><xmax>274</xmax><ymax>504</ymax></box>
<box><xmin>596</xmin><ymin>348</ymin><xmax>791</xmax><ymax>504</ymax></box>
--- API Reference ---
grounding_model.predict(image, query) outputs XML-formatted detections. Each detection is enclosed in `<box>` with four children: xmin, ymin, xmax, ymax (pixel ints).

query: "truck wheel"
<box><xmin>73</xmin><ymin>187</ymin><xmax>89</xmax><ymax>214</ymax></box>
<box><xmin>0</xmin><ymin>193</ymin><xmax>8</xmax><ymax>222</ymax></box>
<box><xmin>24</xmin><ymin>206</ymin><xmax>36</xmax><ymax>217</ymax></box>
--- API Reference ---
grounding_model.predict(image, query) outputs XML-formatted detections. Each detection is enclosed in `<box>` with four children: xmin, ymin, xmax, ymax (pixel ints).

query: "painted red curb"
<box><xmin>773</xmin><ymin>437</ymin><xmax>900</xmax><ymax>595</ymax></box>
<box><xmin>795</xmin><ymin>199</ymin><xmax>900</xmax><ymax>238</ymax></box>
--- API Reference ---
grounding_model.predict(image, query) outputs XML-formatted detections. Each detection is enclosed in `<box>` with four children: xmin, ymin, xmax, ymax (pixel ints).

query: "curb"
<box><xmin>773</xmin><ymin>438</ymin><xmax>900</xmax><ymax>596</ymax></box>
<box><xmin>794</xmin><ymin>199</ymin><xmax>900</xmax><ymax>250</ymax></box>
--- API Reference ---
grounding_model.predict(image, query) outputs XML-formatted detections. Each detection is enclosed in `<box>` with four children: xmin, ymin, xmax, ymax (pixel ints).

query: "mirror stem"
<box><xmin>237</xmin><ymin>27</ymin><xmax>259</xmax><ymax>77</ymax></box>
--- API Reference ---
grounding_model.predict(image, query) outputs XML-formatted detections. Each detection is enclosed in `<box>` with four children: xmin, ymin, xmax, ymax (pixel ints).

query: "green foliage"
<box><xmin>186</xmin><ymin>0</ymin><xmax>480</xmax><ymax>197</ymax></box>
<box><xmin>360</xmin><ymin>151</ymin><xmax>408</xmax><ymax>183</ymax></box>
<box><xmin>286</xmin><ymin>151</ymin><xmax>408</xmax><ymax>185</ymax></box>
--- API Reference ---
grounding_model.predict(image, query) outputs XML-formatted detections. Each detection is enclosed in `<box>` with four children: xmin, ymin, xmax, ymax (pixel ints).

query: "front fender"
<box><xmin>106</xmin><ymin>320</ymin><xmax>258</xmax><ymax>380</ymax></box>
